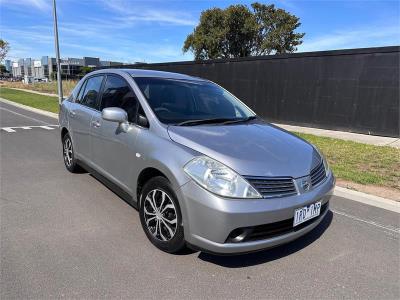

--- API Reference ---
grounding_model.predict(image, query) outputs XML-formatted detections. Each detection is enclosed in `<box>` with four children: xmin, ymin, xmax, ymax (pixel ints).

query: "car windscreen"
<box><xmin>133</xmin><ymin>77</ymin><xmax>255</xmax><ymax>125</ymax></box>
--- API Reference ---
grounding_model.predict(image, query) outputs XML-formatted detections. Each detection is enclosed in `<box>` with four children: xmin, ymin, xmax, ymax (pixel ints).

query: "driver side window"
<box><xmin>100</xmin><ymin>75</ymin><xmax>138</xmax><ymax>123</ymax></box>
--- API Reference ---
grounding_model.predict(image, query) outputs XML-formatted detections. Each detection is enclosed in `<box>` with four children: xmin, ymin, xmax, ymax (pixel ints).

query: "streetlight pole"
<box><xmin>52</xmin><ymin>0</ymin><xmax>63</xmax><ymax>105</ymax></box>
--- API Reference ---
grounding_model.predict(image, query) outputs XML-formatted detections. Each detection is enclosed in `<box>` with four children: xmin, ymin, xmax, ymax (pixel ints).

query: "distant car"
<box><xmin>35</xmin><ymin>78</ymin><xmax>48</xmax><ymax>83</ymax></box>
<box><xmin>59</xmin><ymin>69</ymin><xmax>335</xmax><ymax>254</ymax></box>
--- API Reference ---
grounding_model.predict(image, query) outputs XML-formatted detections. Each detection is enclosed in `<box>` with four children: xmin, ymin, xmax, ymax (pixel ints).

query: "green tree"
<box><xmin>0</xmin><ymin>39</ymin><xmax>10</xmax><ymax>62</ymax></box>
<box><xmin>183</xmin><ymin>2</ymin><xmax>305</xmax><ymax>60</ymax></box>
<box><xmin>79</xmin><ymin>66</ymin><xmax>93</xmax><ymax>76</ymax></box>
<box><xmin>251</xmin><ymin>3</ymin><xmax>305</xmax><ymax>55</ymax></box>
<box><xmin>0</xmin><ymin>64</ymin><xmax>6</xmax><ymax>73</ymax></box>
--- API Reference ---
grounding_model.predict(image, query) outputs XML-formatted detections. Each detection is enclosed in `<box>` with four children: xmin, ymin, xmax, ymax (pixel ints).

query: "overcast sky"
<box><xmin>1</xmin><ymin>0</ymin><xmax>399</xmax><ymax>63</ymax></box>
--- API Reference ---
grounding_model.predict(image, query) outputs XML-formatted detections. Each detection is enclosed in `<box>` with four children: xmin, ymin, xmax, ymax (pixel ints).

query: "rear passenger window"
<box><xmin>67</xmin><ymin>84</ymin><xmax>79</xmax><ymax>102</ymax></box>
<box><xmin>78</xmin><ymin>76</ymin><xmax>103</xmax><ymax>109</ymax></box>
<box><xmin>75</xmin><ymin>80</ymin><xmax>87</xmax><ymax>103</ymax></box>
<box><xmin>100</xmin><ymin>75</ymin><xmax>138</xmax><ymax>123</ymax></box>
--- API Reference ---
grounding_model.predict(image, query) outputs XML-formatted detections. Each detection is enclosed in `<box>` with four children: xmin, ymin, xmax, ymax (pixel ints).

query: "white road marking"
<box><xmin>40</xmin><ymin>126</ymin><xmax>55</xmax><ymax>130</ymax></box>
<box><xmin>2</xmin><ymin>127</ymin><xmax>16</xmax><ymax>133</ymax></box>
<box><xmin>0</xmin><ymin>107</ymin><xmax>52</xmax><ymax>125</ymax></box>
<box><xmin>1</xmin><ymin>125</ymin><xmax>59</xmax><ymax>133</ymax></box>
<box><xmin>331</xmin><ymin>209</ymin><xmax>400</xmax><ymax>234</ymax></box>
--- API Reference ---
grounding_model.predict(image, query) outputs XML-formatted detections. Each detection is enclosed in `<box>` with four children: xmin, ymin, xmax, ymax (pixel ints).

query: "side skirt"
<box><xmin>77</xmin><ymin>159</ymin><xmax>138</xmax><ymax>210</ymax></box>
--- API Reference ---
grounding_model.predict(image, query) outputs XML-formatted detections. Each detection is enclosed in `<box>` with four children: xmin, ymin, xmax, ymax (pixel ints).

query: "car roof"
<box><xmin>91</xmin><ymin>68</ymin><xmax>206</xmax><ymax>81</ymax></box>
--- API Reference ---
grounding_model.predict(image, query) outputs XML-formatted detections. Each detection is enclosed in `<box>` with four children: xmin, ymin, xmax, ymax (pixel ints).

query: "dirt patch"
<box><xmin>336</xmin><ymin>179</ymin><xmax>400</xmax><ymax>201</ymax></box>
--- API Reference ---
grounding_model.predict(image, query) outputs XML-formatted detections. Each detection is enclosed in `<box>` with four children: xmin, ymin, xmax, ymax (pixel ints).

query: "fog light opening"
<box><xmin>226</xmin><ymin>227</ymin><xmax>253</xmax><ymax>243</ymax></box>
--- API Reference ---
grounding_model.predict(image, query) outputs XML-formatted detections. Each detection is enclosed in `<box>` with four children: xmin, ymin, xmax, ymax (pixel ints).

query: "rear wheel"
<box><xmin>139</xmin><ymin>176</ymin><xmax>185</xmax><ymax>253</ymax></box>
<box><xmin>62</xmin><ymin>133</ymin><xmax>80</xmax><ymax>173</ymax></box>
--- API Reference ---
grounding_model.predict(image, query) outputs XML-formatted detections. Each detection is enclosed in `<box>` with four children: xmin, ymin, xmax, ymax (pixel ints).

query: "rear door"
<box><xmin>68</xmin><ymin>75</ymin><xmax>104</xmax><ymax>162</ymax></box>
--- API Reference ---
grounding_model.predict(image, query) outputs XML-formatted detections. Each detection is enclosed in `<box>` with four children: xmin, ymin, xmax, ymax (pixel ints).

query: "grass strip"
<box><xmin>295</xmin><ymin>132</ymin><xmax>399</xmax><ymax>190</ymax></box>
<box><xmin>0</xmin><ymin>87</ymin><xmax>59</xmax><ymax>113</ymax></box>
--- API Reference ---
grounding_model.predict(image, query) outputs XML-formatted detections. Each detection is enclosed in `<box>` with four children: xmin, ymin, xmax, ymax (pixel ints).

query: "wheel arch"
<box><xmin>136</xmin><ymin>167</ymin><xmax>169</xmax><ymax>204</ymax></box>
<box><xmin>61</xmin><ymin>127</ymin><xmax>69</xmax><ymax>140</ymax></box>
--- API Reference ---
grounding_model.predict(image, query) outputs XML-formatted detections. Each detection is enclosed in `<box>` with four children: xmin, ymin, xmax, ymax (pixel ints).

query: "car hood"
<box><xmin>167</xmin><ymin>121</ymin><xmax>321</xmax><ymax>178</ymax></box>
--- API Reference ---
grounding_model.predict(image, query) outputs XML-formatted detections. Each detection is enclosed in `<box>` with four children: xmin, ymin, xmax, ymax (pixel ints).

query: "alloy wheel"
<box><xmin>143</xmin><ymin>189</ymin><xmax>178</xmax><ymax>241</ymax></box>
<box><xmin>63</xmin><ymin>137</ymin><xmax>73</xmax><ymax>167</ymax></box>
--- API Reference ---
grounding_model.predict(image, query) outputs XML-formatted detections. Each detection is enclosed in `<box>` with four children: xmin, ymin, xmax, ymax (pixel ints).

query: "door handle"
<box><xmin>91</xmin><ymin>120</ymin><xmax>101</xmax><ymax>128</ymax></box>
<box><xmin>69</xmin><ymin>110</ymin><xmax>76</xmax><ymax>117</ymax></box>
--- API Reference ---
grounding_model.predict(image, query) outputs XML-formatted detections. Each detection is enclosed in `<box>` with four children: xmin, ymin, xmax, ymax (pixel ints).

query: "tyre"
<box><xmin>139</xmin><ymin>176</ymin><xmax>185</xmax><ymax>253</ymax></box>
<box><xmin>62</xmin><ymin>133</ymin><xmax>80</xmax><ymax>173</ymax></box>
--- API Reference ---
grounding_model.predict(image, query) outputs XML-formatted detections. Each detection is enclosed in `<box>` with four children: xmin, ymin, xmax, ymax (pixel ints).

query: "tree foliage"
<box><xmin>79</xmin><ymin>66</ymin><xmax>93</xmax><ymax>76</ymax></box>
<box><xmin>183</xmin><ymin>2</ymin><xmax>305</xmax><ymax>60</ymax></box>
<box><xmin>0</xmin><ymin>39</ymin><xmax>10</xmax><ymax>62</ymax></box>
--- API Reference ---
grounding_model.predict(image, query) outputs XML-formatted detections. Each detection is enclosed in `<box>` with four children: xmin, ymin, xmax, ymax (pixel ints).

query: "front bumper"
<box><xmin>177</xmin><ymin>172</ymin><xmax>335</xmax><ymax>254</ymax></box>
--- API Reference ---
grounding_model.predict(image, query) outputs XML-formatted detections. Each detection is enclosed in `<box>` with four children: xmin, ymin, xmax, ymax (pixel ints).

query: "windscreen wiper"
<box><xmin>221</xmin><ymin>116</ymin><xmax>258</xmax><ymax>125</ymax></box>
<box><xmin>175</xmin><ymin>118</ymin><xmax>237</xmax><ymax>126</ymax></box>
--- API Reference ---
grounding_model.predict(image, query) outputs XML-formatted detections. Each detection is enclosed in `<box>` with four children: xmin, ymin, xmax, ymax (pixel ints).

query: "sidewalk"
<box><xmin>274</xmin><ymin>123</ymin><xmax>400</xmax><ymax>149</ymax></box>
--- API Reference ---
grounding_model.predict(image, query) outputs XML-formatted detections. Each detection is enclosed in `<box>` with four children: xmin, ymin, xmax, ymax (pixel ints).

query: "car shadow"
<box><xmin>197</xmin><ymin>210</ymin><xmax>333</xmax><ymax>267</ymax></box>
<box><xmin>75</xmin><ymin>165</ymin><xmax>88</xmax><ymax>174</ymax></box>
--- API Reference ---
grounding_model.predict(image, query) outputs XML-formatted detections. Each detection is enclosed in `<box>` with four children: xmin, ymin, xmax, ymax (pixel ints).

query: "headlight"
<box><xmin>183</xmin><ymin>156</ymin><xmax>262</xmax><ymax>198</ymax></box>
<box><xmin>313</xmin><ymin>146</ymin><xmax>330</xmax><ymax>176</ymax></box>
<box><xmin>322</xmin><ymin>156</ymin><xmax>330</xmax><ymax>176</ymax></box>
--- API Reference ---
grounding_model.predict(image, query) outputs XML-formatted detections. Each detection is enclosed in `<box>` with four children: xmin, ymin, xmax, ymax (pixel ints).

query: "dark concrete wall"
<box><xmin>105</xmin><ymin>46</ymin><xmax>400</xmax><ymax>137</ymax></box>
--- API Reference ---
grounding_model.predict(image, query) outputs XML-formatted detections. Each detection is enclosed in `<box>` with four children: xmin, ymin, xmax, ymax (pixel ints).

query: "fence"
<box><xmin>104</xmin><ymin>46</ymin><xmax>400</xmax><ymax>137</ymax></box>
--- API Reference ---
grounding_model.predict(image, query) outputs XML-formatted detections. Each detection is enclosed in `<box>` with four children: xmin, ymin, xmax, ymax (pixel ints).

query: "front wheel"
<box><xmin>139</xmin><ymin>176</ymin><xmax>185</xmax><ymax>253</ymax></box>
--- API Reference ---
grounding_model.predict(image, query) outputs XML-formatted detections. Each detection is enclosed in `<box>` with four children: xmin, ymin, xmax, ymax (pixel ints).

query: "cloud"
<box><xmin>101</xmin><ymin>0</ymin><xmax>196</xmax><ymax>26</ymax></box>
<box><xmin>1</xmin><ymin>27</ymin><xmax>53</xmax><ymax>44</ymax></box>
<box><xmin>2</xmin><ymin>16</ymin><xmax>193</xmax><ymax>63</ymax></box>
<box><xmin>298</xmin><ymin>25</ymin><xmax>400</xmax><ymax>52</ymax></box>
<box><xmin>276</xmin><ymin>0</ymin><xmax>299</xmax><ymax>11</ymax></box>
<box><xmin>121</xmin><ymin>11</ymin><xmax>196</xmax><ymax>26</ymax></box>
<box><xmin>2</xmin><ymin>25</ymin><xmax>54</xmax><ymax>60</ymax></box>
<box><xmin>27</xmin><ymin>0</ymin><xmax>51</xmax><ymax>11</ymax></box>
<box><xmin>64</xmin><ymin>41</ymin><xmax>192</xmax><ymax>63</ymax></box>
<box><xmin>0</xmin><ymin>0</ymin><xmax>51</xmax><ymax>12</ymax></box>
<box><xmin>3</xmin><ymin>39</ymin><xmax>34</xmax><ymax>59</ymax></box>
<box><xmin>2</xmin><ymin>0</ymin><xmax>197</xmax><ymax>62</ymax></box>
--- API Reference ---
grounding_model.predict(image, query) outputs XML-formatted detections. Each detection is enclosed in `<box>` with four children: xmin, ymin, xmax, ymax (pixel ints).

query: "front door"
<box><xmin>90</xmin><ymin>75</ymin><xmax>141</xmax><ymax>193</ymax></box>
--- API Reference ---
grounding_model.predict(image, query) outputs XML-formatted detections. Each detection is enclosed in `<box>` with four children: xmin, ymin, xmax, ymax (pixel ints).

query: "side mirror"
<box><xmin>137</xmin><ymin>114</ymin><xmax>149</xmax><ymax>128</ymax></box>
<box><xmin>102</xmin><ymin>107</ymin><xmax>128</xmax><ymax>123</ymax></box>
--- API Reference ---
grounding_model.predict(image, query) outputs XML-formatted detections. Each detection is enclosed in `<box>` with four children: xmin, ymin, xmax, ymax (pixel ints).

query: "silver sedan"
<box><xmin>59</xmin><ymin>69</ymin><xmax>335</xmax><ymax>254</ymax></box>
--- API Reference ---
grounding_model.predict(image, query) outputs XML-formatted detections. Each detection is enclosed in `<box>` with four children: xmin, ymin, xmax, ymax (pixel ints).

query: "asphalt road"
<box><xmin>1</xmin><ymin>101</ymin><xmax>399</xmax><ymax>299</ymax></box>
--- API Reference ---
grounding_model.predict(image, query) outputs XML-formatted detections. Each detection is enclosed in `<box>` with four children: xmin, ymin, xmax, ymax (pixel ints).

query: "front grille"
<box><xmin>310</xmin><ymin>162</ymin><xmax>326</xmax><ymax>186</ymax></box>
<box><xmin>245</xmin><ymin>176</ymin><xmax>297</xmax><ymax>198</ymax></box>
<box><xmin>226</xmin><ymin>202</ymin><xmax>329</xmax><ymax>243</ymax></box>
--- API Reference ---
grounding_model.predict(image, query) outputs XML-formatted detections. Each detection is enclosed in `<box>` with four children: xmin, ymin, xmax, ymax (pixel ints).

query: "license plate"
<box><xmin>293</xmin><ymin>201</ymin><xmax>322</xmax><ymax>227</ymax></box>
